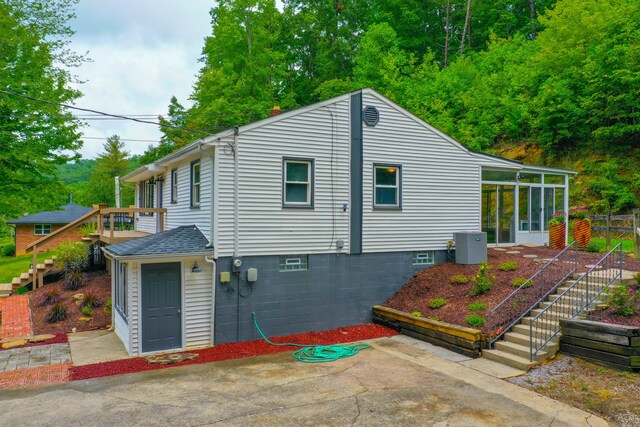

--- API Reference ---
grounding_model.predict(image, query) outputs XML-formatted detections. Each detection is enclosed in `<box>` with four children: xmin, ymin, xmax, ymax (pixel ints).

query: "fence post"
<box><xmin>634</xmin><ymin>209</ymin><xmax>640</xmax><ymax>259</ymax></box>
<box><xmin>606</xmin><ymin>211</ymin><xmax>612</xmax><ymax>252</ymax></box>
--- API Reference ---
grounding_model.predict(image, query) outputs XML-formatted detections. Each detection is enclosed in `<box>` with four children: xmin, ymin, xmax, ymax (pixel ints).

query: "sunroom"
<box><xmin>481</xmin><ymin>166</ymin><xmax>575</xmax><ymax>246</ymax></box>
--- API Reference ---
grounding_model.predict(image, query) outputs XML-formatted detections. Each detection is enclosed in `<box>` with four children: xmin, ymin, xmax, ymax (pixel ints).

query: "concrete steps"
<box><xmin>482</xmin><ymin>349</ymin><xmax>538</xmax><ymax>371</ymax></box>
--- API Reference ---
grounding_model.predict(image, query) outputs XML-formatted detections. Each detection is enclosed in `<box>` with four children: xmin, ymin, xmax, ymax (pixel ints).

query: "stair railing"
<box><xmin>486</xmin><ymin>242</ymin><xmax>578</xmax><ymax>348</ymax></box>
<box><xmin>529</xmin><ymin>243</ymin><xmax>623</xmax><ymax>361</ymax></box>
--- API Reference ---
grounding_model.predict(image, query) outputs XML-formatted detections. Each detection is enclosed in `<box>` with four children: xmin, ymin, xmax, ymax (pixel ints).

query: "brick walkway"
<box><xmin>0</xmin><ymin>363</ymin><xmax>71</xmax><ymax>389</ymax></box>
<box><xmin>0</xmin><ymin>295</ymin><xmax>33</xmax><ymax>338</ymax></box>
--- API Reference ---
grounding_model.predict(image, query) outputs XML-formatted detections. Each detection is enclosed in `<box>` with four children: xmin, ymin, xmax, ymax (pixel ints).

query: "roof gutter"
<box><xmin>101</xmin><ymin>247</ymin><xmax>216</xmax><ymax>261</ymax></box>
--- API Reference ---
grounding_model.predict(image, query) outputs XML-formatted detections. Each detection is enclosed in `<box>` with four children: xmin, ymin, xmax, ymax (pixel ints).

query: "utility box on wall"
<box><xmin>454</xmin><ymin>232</ymin><xmax>487</xmax><ymax>265</ymax></box>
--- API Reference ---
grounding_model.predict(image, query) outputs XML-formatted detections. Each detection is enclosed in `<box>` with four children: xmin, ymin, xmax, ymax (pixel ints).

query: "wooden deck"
<box><xmin>91</xmin><ymin>231</ymin><xmax>151</xmax><ymax>245</ymax></box>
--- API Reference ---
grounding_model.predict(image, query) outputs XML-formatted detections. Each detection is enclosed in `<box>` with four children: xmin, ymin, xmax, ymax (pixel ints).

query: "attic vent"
<box><xmin>362</xmin><ymin>106</ymin><xmax>379</xmax><ymax>126</ymax></box>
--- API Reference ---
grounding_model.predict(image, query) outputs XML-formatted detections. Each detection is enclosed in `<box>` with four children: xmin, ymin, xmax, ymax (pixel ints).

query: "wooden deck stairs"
<box><xmin>0</xmin><ymin>257</ymin><xmax>58</xmax><ymax>297</ymax></box>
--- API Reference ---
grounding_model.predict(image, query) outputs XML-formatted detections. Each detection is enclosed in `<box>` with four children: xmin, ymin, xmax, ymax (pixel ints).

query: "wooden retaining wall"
<box><xmin>372</xmin><ymin>305</ymin><xmax>484</xmax><ymax>358</ymax></box>
<box><xmin>560</xmin><ymin>319</ymin><xmax>640</xmax><ymax>372</ymax></box>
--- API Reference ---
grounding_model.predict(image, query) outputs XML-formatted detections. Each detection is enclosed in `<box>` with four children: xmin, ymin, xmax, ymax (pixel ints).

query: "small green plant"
<box><xmin>512</xmin><ymin>277</ymin><xmax>532</xmax><ymax>288</ymax></box>
<box><xmin>38</xmin><ymin>288</ymin><xmax>65</xmax><ymax>306</ymax></box>
<box><xmin>15</xmin><ymin>286</ymin><xmax>28</xmax><ymax>295</ymax></box>
<box><xmin>81</xmin><ymin>305</ymin><xmax>93</xmax><ymax>316</ymax></box>
<box><xmin>428</xmin><ymin>297</ymin><xmax>447</xmax><ymax>309</ymax></box>
<box><xmin>466</xmin><ymin>314</ymin><xmax>486</xmax><ymax>327</ymax></box>
<box><xmin>81</xmin><ymin>292</ymin><xmax>101</xmax><ymax>309</ymax></box>
<box><xmin>585</xmin><ymin>242</ymin><xmax>601</xmax><ymax>253</ymax></box>
<box><xmin>568</xmin><ymin>206</ymin><xmax>589</xmax><ymax>220</ymax></box>
<box><xmin>468</xmin><ymin>302</ymin><xmax>487</xmax><ymax>311</ymax></box>
<box><xmin>427</xmin><ymin>316</ymin><xmax>441</xmax><ymax>321</ymax></box>
<box><xmin>47</xmin><ymin>303</ymin><xmax>68</xmax><ymax>323</ymax></box>
<box><xmin>411</xmin><ymin>311</ymin><xmax>423</xmax><ymax>317</ymax></box>
<box><xmin>605</xmin><ymin>286</ymin><xmax>639</xmax><ymax>317</ymax></box>
<box><xmin>470</xmin><ymin>262</ymin><xmax>494</xmax><ymax>296</ymax></box>
<box><xmin>548</xmin><ymin>211</ymin><xmax>566</xmax><ymax>226</ymax></box>
<box><xmin>632</xmin><ymin>271</ymin><xmax>640</xmax><ymax>286</ymax></box>
<box><xmin>63</xmin><ymin>269</ymin><xmax>86</xmax><ymax>291</ymax></box>
<box><xmin>2</xmin><ymin>244</ymin><xmax>16</xmax><ymax>257</ymax></box>
<box><xmin>104</xmin><ymin>297</ymin><xmax>112</xmax><ymax>314</ymax></box>
<box><xmin>499</xmin><ymin>261</ymin><xmax>518</xmax><ymax>271</ymax></box>
<box><xmin>512</xmin><ymin>297</ymin><xmax>527</xmax><ymax>310</ymax></box>
<box><xmin>80</xmin><ymin>222</ymin><xmax>97</xmax><ymax>237</ymax></box>
<box><xmin>450</xmin><ymin>274</ymin><xmax>469</xmax><ymax>284</ymax></box>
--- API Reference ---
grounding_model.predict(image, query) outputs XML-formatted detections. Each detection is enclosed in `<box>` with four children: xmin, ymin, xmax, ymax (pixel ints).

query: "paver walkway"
<box><xmin>0</xmin><ymin>343</ymin><xmax>71</xmax><ymax>372</ymax></box>
<box><xmin>0</xmin><ymin>363</ymin><xmax>71</xmax><ymax>389</ymax></box>
<box><xmin>0</xmin><ymin>295</ymin><xmax>33</xmax><ymax>338</ymax></box>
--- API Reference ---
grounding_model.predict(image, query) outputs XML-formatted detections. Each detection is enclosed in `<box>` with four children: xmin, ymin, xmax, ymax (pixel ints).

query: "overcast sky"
<box><xmin>69</xmin><ymin>0</ymin><xmax>214</xmax><ymax>159</ymax></box>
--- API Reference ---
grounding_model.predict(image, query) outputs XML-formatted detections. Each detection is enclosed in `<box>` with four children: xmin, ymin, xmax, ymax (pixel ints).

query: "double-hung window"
<box><xmin>170</xmin><ymin>169</ymin><xmax>178</xmax><ymax>203</ymax></box>
<box><xmin>374</xmin><ymin>164</ymin><xmax>401</xmax><ymax>208</ymax></box>
<box><xmin>283</xmin><ymin>159</ymin><xmax>313</xmax><ymax>207</ymax></box>
<box><xmin>138</xmin><ymin>180</ymin><xmax>154</xmax><ymax>215</ymax></box>
<box><xmin>34</xmin><ymin>224</ymin><xmax>51</xmax><ymax>235</ymax></box>
<box><xmin>191</xmin><ymin>161</ymin><xmax>201</xmax><ymax>207</ymax></box>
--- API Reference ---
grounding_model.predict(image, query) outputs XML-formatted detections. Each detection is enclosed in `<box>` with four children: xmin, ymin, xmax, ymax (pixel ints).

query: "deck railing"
<box><xmin>96</xmin><ymin>207</ymin><xmax>166</xmax><ymax>238</ymax></box>
<box><xmin>528</xmin><ymin>243</ymin><xmax>623</xmax><ymax>361</ymax></box>
<box><xmin>486</xmin><ymin>242</ymin><xmax>578</xmax><ymax>347</ymax></box>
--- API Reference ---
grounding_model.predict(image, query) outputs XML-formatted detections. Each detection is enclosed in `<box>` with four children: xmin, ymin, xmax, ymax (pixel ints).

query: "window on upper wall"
<box><xmin>279</xmin><ymin>255</ymin><xmax>309</xmax><ymax>272</ymax></box>
<box><xmin>170</xmin><ymin>169</ymin><xmax>178</xmax><ymax>203</ymax></box>
<box><xmin>34</xmin><ymin>224</ymin><xmax>51</xmax><ymax>235</ymax></box>
<box><xmin>191</xmin><ymin>161</ymin><xmax>201</xmax><ymax>207</ymax></box>
<box><xmin>138</xmin><ymin>180</ymin><xmax>155</xmax><ymax>216</ymax></box>
<box><xmin>114</xmin><ymin>261</ymin><xmax>128</xmax><ymax>321</ymax></box>
<box><xmin>283</xmin><ymin>158</ymin><xmax>313</xmax><ymax>208</ymax></box>
<box><xmin>374</xmin><ymin>164</ymin><xmax>401</xmax><ymax>208</ymax></box>
<box><xmin>412</xmin><ymin>251</ymin><xmax>434</xmax><ymax>265</ymax></box>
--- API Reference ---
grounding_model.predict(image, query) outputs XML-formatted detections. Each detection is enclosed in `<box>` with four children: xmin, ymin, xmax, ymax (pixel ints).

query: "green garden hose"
<box><xmin>251</xmin><ymin>313</ymin><xmax>370</xmax><ymax>363</ymax></box>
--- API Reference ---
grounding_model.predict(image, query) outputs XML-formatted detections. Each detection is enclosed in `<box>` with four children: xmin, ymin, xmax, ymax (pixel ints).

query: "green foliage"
<box><xmin>63</xmin><ymin>269</ymin><xmax>86</xmax><ymax>291</ymax></box>
<box><xmin>411</xmin><ymin>311</ymin><xmax>423</xmax><ymax>317</ymax></box>
<box><xmin>568</xmin><ymin>206</ymin><xmax>589</xmax><ymax>220</ymax></box>
<box><xmin>2</xmin><ymin>244</ymin><xmax>15</xmax><ymax>257</ymax></box>
<box><xmin>468</xmin><ymin>302</ymin><xmax>487</xmax><ymax>311</ymax></box>
<box><xmin>548</xmin><ymin>211</ymin><xmax>566</xmax><ymax>226</ymax></box>
<box><xmin>56</xmin><ymin>241</ymin><xmax>88</xmax><ymax>271</ymax></box>
<box><xmin>450</xmin><ymin>274</ymin><xmax>470</xmax><ymax>284</ymax></box>
<box><xmin>466</xmin><ymin>314</ymin><xmax>486</xmax><ymax>327</ymax></box>
<box><xmin>632</xmin><ymin>272</ymin><xmax>640</xmax><ymax>286</ymax></box>
<box><xmin>512</xmin><ymin>277</ymin><xmax>532</xmax><ymax>288</ymax></box>
<box><xmin>585</xmin><ymin>242</ymin><xmax>602</xmax><ymax>253</ymax></box>
<box><xmin>470</xmin><ymin>262</ymin><xmax>494</xmax><ymax>296</ymax></box>
<box><xmin>605</xmin><ymin>286</ymin><xmax>639</xmax><ymax>317</ymax></box>
<box><xmin>81</xmin><ymin>292</ymin><xmax>101</xmax><ymax>309</ymax></box>
<box><xmin>83</xmin><ymin>136</ymin><xmax>134</xmax><ymax>207</ymax></box>
<box><xmin>80</xmin><ymin>222</ymin><xmax>96</xmax><ymax>237</ymax></box>
<box><xmin>104</xmin><ymin>297</ymin><xmax>112</xmax><ymax>315</ymax></box>
<box><xmin>428</xmin><ymin>297</ymin><xmax>447</xmax><ymax>309</ymax></box>
<box><xmin>81</xmin><ymin>305</ymin><xmax>92</xmax><ymax>317</ymax></box>
<box><xmin>499</xmin><ymin>261</ymin><xmax>518</xmax><ymax>271</ymax></box>
<box><xmin>47</xmin><ymin>303</ymin><xmax>68</xmax><ymax>323</ymax></box>
<box><xmin>15</xmin><ymin>286</ymin><xmax>28</xmax><ymax>295</ymax></box>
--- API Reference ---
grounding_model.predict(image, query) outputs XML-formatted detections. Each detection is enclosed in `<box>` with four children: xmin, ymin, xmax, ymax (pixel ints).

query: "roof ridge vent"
<box><xmin>362</xmin><ymin>105</ymin><xmax>379</xmax><ymax>126</ymax></box>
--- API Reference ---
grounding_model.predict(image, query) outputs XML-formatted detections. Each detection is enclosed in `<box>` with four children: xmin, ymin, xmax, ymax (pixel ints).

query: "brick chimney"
<box><xmin>269</xmin><ymin>105</ymin><xmax>283</xmax><ymax>117</ymax></box>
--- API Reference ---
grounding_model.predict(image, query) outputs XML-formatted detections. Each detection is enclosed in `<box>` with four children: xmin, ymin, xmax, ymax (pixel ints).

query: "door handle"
<box><xmin>177</xmin><ymin>309</ymin><xmax>181</xmax><ymax>314</ymax></box>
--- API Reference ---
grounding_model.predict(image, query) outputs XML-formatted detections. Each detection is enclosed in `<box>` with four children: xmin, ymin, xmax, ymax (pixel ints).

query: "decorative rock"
<box><xmin>2</xmin><ymin>339</ymin><xmax>28</xmax><ymax>349</ymax></box>
<box><xmin>506</xmin><ymin>251</ymin><xmax>521</xmax><ymax>254</ymax></box>
<box><xmin>72</xmin><ymin>293</ymin><xmax>85</xmax><ymax>301</ymax></box>
<box><xmin>78</xmin><ymin>317</ymin><xmax>92</xmax><ymax>322</ymax></box>
<box><xmin>522</xmin><ymin>254</ymin><xmax>538</xmax><ymax>259</ymax></box>
<box><xmin>145</xmin><ymin>353</ymin><xmax>198</xmax><ymax>365</ymax></box>
<box><xmin>27</xmin><ymin>334</ymin><xmax>55</xmax><ymax>343</ymax></box>
<box><xmin>493</xmin><ymin>248</ymin><xmax>507</xmax><ymax>252</ymax></box>
<box><xmin>585</xmin><ymin>264</ymin><xmax>603</xmax><ymax>269</ymax></box>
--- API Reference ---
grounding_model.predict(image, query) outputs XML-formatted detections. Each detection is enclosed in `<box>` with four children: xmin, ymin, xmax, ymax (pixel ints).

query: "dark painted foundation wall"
<box><xmin>213</xmin><ymin>251</ymin><xmax>447</xmax><ymax>344</ymax></box>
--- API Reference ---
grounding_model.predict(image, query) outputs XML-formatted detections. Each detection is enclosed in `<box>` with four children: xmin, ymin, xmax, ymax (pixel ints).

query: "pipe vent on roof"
<box><xmin>362</xmin><ymin>106</ymin><xmax>379</xmax><ymax>126</ymax></box>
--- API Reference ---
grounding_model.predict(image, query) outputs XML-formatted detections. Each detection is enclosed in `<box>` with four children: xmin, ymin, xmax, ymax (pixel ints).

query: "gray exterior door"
<box><xmin>141</xmin><ymin>262</ymin><xmax>181</xmax><ymax>353</ymax></box>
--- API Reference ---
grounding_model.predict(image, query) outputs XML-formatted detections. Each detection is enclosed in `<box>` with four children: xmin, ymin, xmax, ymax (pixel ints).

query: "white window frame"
<box><xmin>279</xmin><ymin>255</ymin><xmax>309</xmax><ymax>272</ymax></box>
<box><xmin>412</xmin><ymin>251</ymin><xmax>435</xmax><ymax>265</ymax></box>
<box><xmin>170</xmin><ymin>168</ymin><xmax>178</xmax><ymax>203</ymax></box>
<box><xmin>34</xmin><ymin>224</ymin><xmax>51</xmax><ymax>235</ymax></box>
<box><xmin>374</xmin><ymin>164</ymin><xmax>401</xmax><ymax>209</ymax></box>
<box><xmin>191</xmin><ymin>161</ymin><xmax>201</xmax><ymax>208</ymax></box>
<box><xmin>283</xmin><ymin>158</ymin><xmax>313</xmax><ymax>208</ymax></box>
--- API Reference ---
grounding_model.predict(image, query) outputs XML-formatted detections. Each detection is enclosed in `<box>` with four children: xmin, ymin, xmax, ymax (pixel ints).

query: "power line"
<box><xmin>0</xmin><ymin>89</ymin><xmax>228</xmax><ymax>136</ymax></box>
<box><xmin>82</xmin><ymin>136</ymin><xmax>160</xmax><ymax>143</ymax></box>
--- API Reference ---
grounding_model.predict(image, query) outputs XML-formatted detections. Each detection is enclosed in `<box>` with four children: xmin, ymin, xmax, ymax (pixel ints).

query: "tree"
<box><xmin>0</xmin><ymin>0</ymin><xmax>83</xmax><ymax>220</ymax></box>
<box><xmin>139</xmin><ymin>97</ymin><xmax>193</xmax><ymax>165</ymax></box>
<box><xmin>85</xmin><ymin>136</ymin><xmax>133</xmax><ymax>206</ymax></box>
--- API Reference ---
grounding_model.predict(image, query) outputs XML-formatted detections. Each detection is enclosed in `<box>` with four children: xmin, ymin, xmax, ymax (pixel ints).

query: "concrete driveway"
<box><xmin>0</xmin><ymin>337</ymin><xmax>607</xmax><ymax>426</ymax></box>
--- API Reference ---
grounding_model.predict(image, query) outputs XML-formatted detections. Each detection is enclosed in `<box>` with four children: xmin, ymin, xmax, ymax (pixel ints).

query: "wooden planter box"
<box><xmin>372</xmin><ymin>305</ymin><xmax>484</xmax><ymax>358</ymax></box>
<box><xmin>560</xmin><ymin>319</ymin><xmax>640</xmax><ymax>372</ymax></box>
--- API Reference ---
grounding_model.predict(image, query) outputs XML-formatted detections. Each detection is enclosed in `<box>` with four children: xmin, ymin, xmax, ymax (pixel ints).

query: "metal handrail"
<box><xmin>487</xmin><ymin>242</ymin><xmax>578</xmax><ymax>347</ymax></box>
<box><xmin>528</xmin><ymin>243</ymin><xmax>623</xmax><ymax>361</ymax></box>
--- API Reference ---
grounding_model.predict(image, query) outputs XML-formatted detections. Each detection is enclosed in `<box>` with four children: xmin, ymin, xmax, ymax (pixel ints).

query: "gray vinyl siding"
<box><xmin>215</xmin><ymin>99</ymin><xmax>351</xmax><ymax>257</ymax></box>
<box><xmin>163</xmin><ymin>155</ymin><xmax>213</xmax><ymax>239</ymax></box>
<box><xmin>361</xmin><ymin>92</ymin><xmax>483</xmax><ymax>252</ymax></box>
<box><xmin>184</xmin><ymin>258</ymin><xmax>213</xmax><ymax>349</ymax></box>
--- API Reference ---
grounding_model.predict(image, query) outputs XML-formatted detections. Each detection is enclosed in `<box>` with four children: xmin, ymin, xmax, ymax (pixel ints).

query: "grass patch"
<box><xmin>0</xmin><ymin>250</ymin><xmax>57</xmax><ymax>283</ymax></box>
<box><xmin>569</xmin><ymin>237</ymin><xmax>634</xmax><ymax>253</ymax></box>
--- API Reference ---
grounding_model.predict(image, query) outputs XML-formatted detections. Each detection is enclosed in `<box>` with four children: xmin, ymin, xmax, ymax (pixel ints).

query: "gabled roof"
<box><xmin>7</xmin><ymin>204</ymin><xmax>93</xmax><ymax>225</ymax></box>
<box><xmin>104</xmin><ymin>225</ymin><xmax>213</xmax><ymax>257</ymax></box>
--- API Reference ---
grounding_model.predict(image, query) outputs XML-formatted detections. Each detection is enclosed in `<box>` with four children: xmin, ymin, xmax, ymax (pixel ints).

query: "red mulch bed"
<box><xmin>71</xmin><ymin>323</ymin><xmax>397</xmax><ymax>381</ymax></box>
<box><xmin>0</xmin><ymin>333</ymin><xmax>68</xmax><ymax>352</ymax></box>
<box><xmin>383</xmin><ymin>246</ymin><xmax>640</xmax><ymax>332</ymax></box>
<box><xmin>28</xmin><ymin>271</ymin><xmax>112</xmax><ymax>335</ymax></box>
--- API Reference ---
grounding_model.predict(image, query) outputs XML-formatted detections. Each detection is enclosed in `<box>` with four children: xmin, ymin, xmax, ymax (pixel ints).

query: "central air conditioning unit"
<box><xmin>454</xmin><ymin>232</ymin><xmax>487</xmax><ymax>265</ymax></box>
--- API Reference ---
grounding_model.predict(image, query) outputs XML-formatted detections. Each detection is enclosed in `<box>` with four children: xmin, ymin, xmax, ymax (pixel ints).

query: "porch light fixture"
<box><xmin>191</xmin><ymin>262</ymin><xmax>202</xmax><ymax>273</ymax></box>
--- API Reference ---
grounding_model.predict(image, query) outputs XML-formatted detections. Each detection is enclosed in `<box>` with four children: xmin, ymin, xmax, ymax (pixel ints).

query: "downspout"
<box><xmin>204</xmin><ymin>255</ymin><xmax>216</xmax><ymax>345</ymax></box>
<box><xmin>198</xmin><ymin>141</ymin><xmax>216</xmax><ymax>248</ymax></box>
<box><xmin>233</xmin><ymin>126</ymin><xmax>239</xmax><ymax>258</ymax></box>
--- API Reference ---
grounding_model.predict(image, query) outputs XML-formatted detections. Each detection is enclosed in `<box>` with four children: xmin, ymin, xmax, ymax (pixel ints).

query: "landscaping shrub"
<box><xmin>512</xmin><ymin>277</ymin><xmax>532</xmax><ymax>288</ymax></box>
<box><xmin>585</xmin><ymin>242</ymin><xmax>601</xmax><ymax>253</ymax></box>
<box><xmin>411</xmin><ymin>311</ymin><xmax>423</xmax><ymax>317</ymax></box>
<box><xmin>38</xmin><ymin>288</ymin><xmax>65</xmax><ymax>307</ymax></box>
<box><xmin>81</xmin><ymin>305</ymin><xmax>93</xmax><ymax>317</ymax></box>
<box><xmin>450</xmin><ymin>274</ymin><xmax>469</xmax><ymax>284</ymax></box>
<box><xmin>80</xmin><ymin>222</ymin><xmax>97</xmax><ymax>237</ymax></box>
<box><xmin>428</xmin><ymin>297</ymin><xmax>447</xmax><ymax>309</ymax></box>
<box><xmin>2</xmin><ymin>243</ymin><xmax>15</xmax><ymax>257</ymax></box>
<box><xmin>466</xmin><ymin>314</ymin><xmax>486</xmax><ymax>327</ymax></box>
<box><xmin>63</xmin><ymin>269</ymin><xmax>86</xmax><ymax>291</ymax></box>
<box><xmin>47</xmin><ymin>304</ymin><xmax>68</xmax><ymax>323</ymax></box>
<box><xmin>470</xmin><ymin>262</ymin><xmax>494</xmax><ymax>296</ymax></box>
<box><xmin>15</xmin><ymin>286</ymin><xmax>28</xmax><ymax>295</ymax></box>
<box><xmin>104</xmin><ymin>297</ymin><xmax>112</xmax><ymax>315</ymax></box>
<box><xmin>499</xmin><ymin>261</ymin><xmax>518</xmax><ymax>271</ymax></box>
<box><xmin>468</xmin><ymin>302</ymin><xmax>487</xmax><ymax>311</ymax></box>
<box><xmin>56</xmin><ymin>241</ymin><xmax>89</xmax><ymax>271</ymax></box>
<box><xmin>81</xmin><ymin>292</ymin><xmax>101</xmax><ymax>309</ymax></box>
<box><xmin>632</xmin><ymin>272</ymin><xmax>640</xmax><ymax>286</ymax></box>
<box><xmin>605</xmin><ymin>286</ymin><xmax>639</xmax><ymax>317</ymax></box>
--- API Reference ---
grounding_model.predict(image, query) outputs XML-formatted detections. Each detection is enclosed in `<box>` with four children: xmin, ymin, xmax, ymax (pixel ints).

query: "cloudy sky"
<box><xmin>69</xmin><ymin>0</ymin><xmax>214</xmax><ymax>159</ymax></box>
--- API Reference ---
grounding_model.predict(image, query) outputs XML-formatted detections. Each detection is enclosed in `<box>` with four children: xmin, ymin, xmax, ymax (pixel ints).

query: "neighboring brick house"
<box><xmin>8</xmin><ymin>204</ymin><xmax>92</xmax><ymax>255</ymax></box>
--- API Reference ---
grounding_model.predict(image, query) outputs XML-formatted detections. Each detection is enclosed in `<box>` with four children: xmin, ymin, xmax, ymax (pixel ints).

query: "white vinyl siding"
<box><xmin>135</xmin><ymin>181</ymin><xmax>157</xmax><ymax>234</ymax></box>
<box><xmin>191</xmin><ymin>161</ymin><xmax>201</xmax><ymax>207</ymax></box>
<box><xmin>161</xmin><ymin>155</ymin><xmax>212</xmax><ymax>239</ymax></box>
<box><xmin>216</xmin><ymin>98</ymin><xmax>351</xmax><ymax>257</ymax></box>
<box><xmin>361</xmin><ymin>92</ymin><xmax>483</xmax><ymax>253</ymax></box>
<box><xmin>184</xmin><ymin>258</ymin><xmax>213</xmax><ymax>349</ymax></box>
<box><xmin>128</xmin><ymin>262</ymin><xmax>140</xmax><ymax>354</ymax></box>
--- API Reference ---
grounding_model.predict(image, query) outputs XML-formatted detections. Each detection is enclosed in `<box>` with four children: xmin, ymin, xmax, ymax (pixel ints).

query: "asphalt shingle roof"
<box><xmin>105</xmin><ymin>225</ymin><xmax>213</xmax><ymax>257</ymax></box>
<box><xmin>7</xmin><ymin>204</ymin><xmax>93</xmax><ymax>225</ymax></box>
